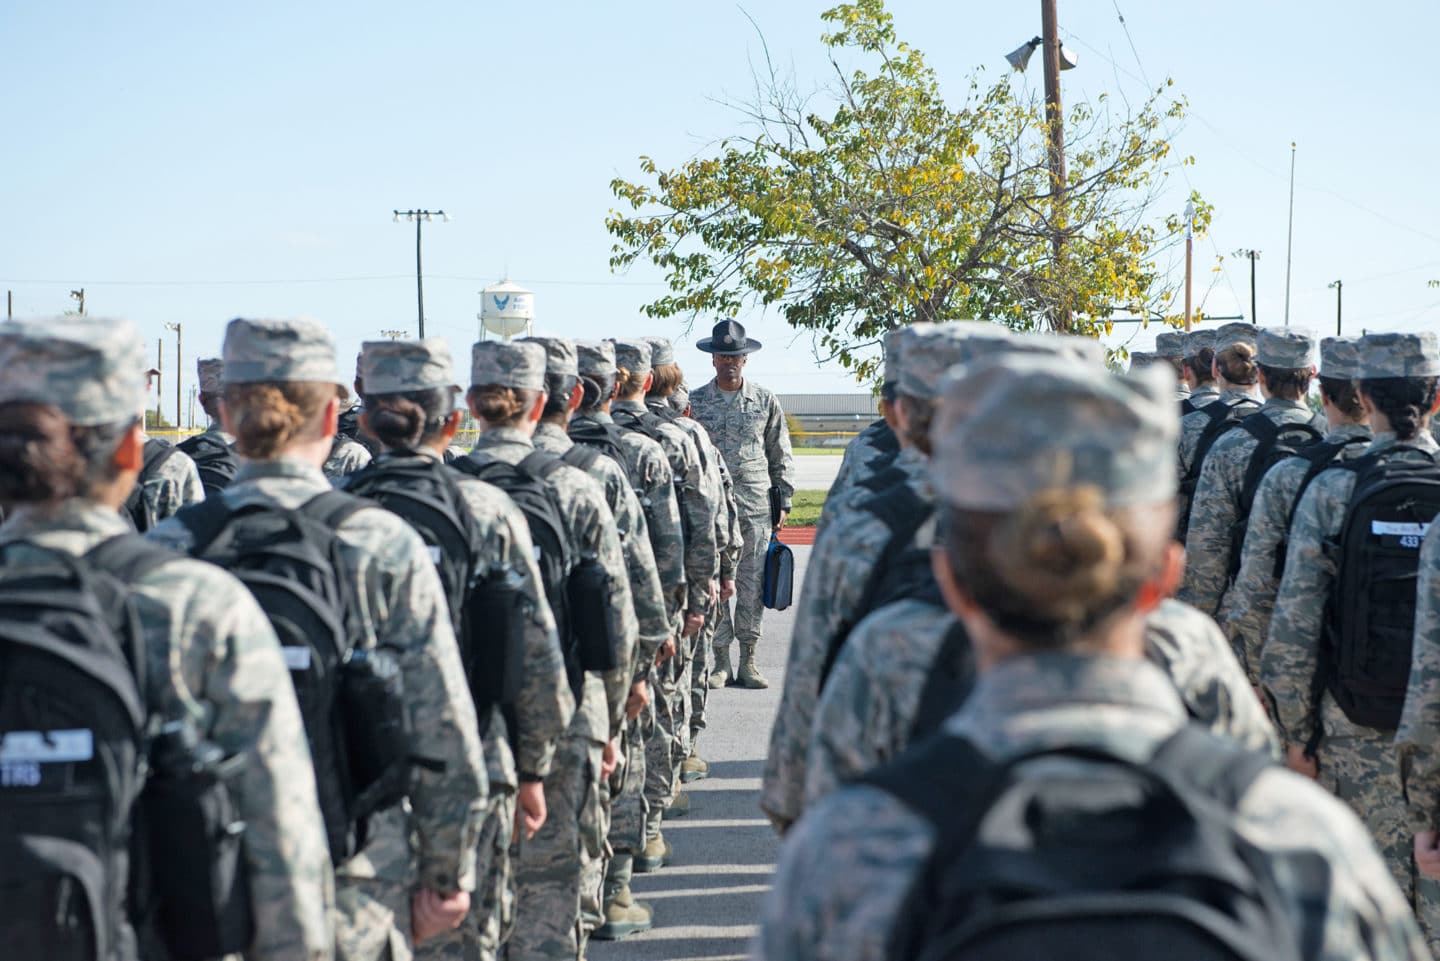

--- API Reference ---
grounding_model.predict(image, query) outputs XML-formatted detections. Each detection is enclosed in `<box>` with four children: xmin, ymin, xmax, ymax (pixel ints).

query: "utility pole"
<box><xmin>69</xmin><ymin>288</ymin><xmax>85</xmax><ymax>315</ymax></box>
<box><xmin>1040</xmin><ymin>0</ymin><xmax>1069</xmax><ymax>332</ymax></box>
<box><xmin>1233</xmin><ymin>249</ymin><xmax>1261</xmax><ymax>323</ymax></box>
<box><xmin>164</xmin><ymin>323</ymin><xmax>182</xmax><ymax>431</ymax></box>
<box><xmin>393</xmin><ymin>209</ymin><xmax>448</xmax><ymax>339</ymax></box>
<box><xmin>188</xmin><ymin>385</ymin><xmax>197</xmax><ymax>429</ymax></box>
<box><xmin>155</xmin><ymin>338</ymin><xmax>164</xmax><ymax>427</ymax></box>
<box><xmin>1328</xmin><ymin>279</ymin><xmax>1343</xmax><ymax>336</ymax></box>
<box><xmin>380</xmin><ymin>328</ymin><xmax>408</xmax><ymax>340</ymax></box>
<box><xmin>1284</xmin><ymin>142</ymin><xmax>1297</xmax><ymax>327</ymax></box>
<box><xmin>1183</xmin><ymin>202</ymin><xmax>1195</xmax><ymax>330</ymax></box>
<box><xmin>6</xmin><ymin>290</ymin><xmax>11</xmax><ymax>319</ymax></box>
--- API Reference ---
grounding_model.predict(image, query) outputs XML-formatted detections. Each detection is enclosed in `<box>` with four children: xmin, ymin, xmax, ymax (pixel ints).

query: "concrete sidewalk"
<box><xmin>590</xmin><ymin>548</ymin><xmax>806</xmax><ymax>961</ymax></box>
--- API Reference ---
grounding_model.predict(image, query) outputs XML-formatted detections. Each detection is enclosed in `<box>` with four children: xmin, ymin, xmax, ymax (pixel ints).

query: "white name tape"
<box><xmin>1373</xmin><ymin>521</ymin><xmax>1431</xmax><ymax>537</ymax></box>
<box><xmin>282</xmin><ymin>646</ymin><xmax>313</xmax><ymax>671</ymax></box>
<box><xmin>429</xmin><ymin>545</ymin><xmax>444</xmax><ymax>566</ymax></box>
<box><xmin>0</xmin><ymin>729</ymin><xmax>95</xmax><ymax>764</ymax></box>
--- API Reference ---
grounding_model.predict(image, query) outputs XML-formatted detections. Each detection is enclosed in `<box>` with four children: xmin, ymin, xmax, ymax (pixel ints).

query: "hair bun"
<box><xmin>989</xmin><ymin>487</ymin><xmax>1125</xmax><ymax>623</ymax></box>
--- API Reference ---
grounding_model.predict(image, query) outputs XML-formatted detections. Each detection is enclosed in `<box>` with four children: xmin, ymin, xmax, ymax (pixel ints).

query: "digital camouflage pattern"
<box><xmin>1255</xmin><ymin>327</ymin><xmax>1317</xmax><ymax>368</ymax></box>
<box><xmin>826</xmin><ymin>417</ymin><xmax>895</xmax><ymax>500</ymax></box>
<box><xmin>1213</xmin><ymin>321</ymin><xmax>1259</xmax><ymax>349</ymax></box>
<box><xmin>359</xmin><ymin>337</ymin><xmax>461</xmax><ymax>395</ymax></box>
<box><xmin>324</xmin><ymin>435</ymin><xmax>373</xmax><ymax>481</ymax></box>
<box><xmin>1320</xmin><ymin>336</ymin><xmax>1363</xmax><ymax>380</ymax></box>
<box><xmin>1155</xmin><ymin>330</ymin><xmax>1186</xmax><ymax>358</ymax></box>
<box><xmin>470</xmin><ymin>340</ymin><xmax>547</xmax><ymax>391</ymax></box>
<box><xmin>0</xmin><ymin>503</ymin><xmax>336</xmax><ymax>961</ymax></box>
<box><xmin>1177</xmin><ymin>386</ymin><xmax>1261</xmax><ymax>481</ymax></box>
<box><xmin>760</xmin><ymin>655</ymin><xmax>1429</xmax><ymax>961</ymax></box>
<box><xmin>1398</xmin><ymin>524</ymin><xmax>1440</xmax><ymax>834</ymax></box>
<box><xmin>0</xmin><ymin>316</ymin><xmax>149</xmax><ymax>424</ymax></box>
<box><xmin>197</xmin><ymin>356</ymin><xmax>225</xmax><ymax>393</ymax></box>
<box><xmin>1179</xmin><ymin>397</ymin><xmax>1325</xmax><ymax>615</ymax></box>
<box><xmin>222</xmin><ymin>317</ymin><xmax>343</xmax><ymax>385</ymax></box>
<box><xmin>136</xmin><ymin>440</ymin><xmax>206</xmax><ymax>523</ymax></box>
<box><xmin>150</xmin><ymin>459</ymin><xmax>489</xmax><ymax>961</ymax></box>
<box><xmin>816</xmin><ymin>446</ymin><xmax>926</xmax><ymax>540</ymax></box>
<box><xmin>1355</xmin><ymin>331</ymin><xmax>1440</xmax><ymax>379</ymax></box>
<box><xmin>1219</xmin><ymin>423</ymin><xmax>1371</xmax><ymax>683</ymax></box>
<box><xmin>1262</xmin><ymin>432</ymin><xmax>1440</xmax><ymax>939</ymax></box>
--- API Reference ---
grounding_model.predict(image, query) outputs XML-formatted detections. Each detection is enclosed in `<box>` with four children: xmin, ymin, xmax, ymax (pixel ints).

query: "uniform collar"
<box><xmin>1369</xmin><ymin>430</ymin><xmax>1440</xmax><ymax>455</ymax></box>
<box><xmin>233</xmin><ymin>457</ymin><xmax>330</xmax><ymax>487</ymax></box>
<box><xmin>535</xmin><ymin>422</ymin><xmax>573</xmax><ymax>447</ymax></box>
<box><xmin>1260</xmin><ymin>396</ymin><xmax>1311</xmax><ymax>414</ymax></box>
<box><xmin>611</xmin><ymin>399</ymin><xmax>647</xmax><ymax>415</ymax></box>
<box><xmin>204</xmin><ymin>423</ymin><xmax>236</xmax><ymax>443</ymax></box>
<box><xmin>1325</xmin><ymin>422</ymin><xmax>1372</xmax><ymax>443</ymax></box>
<box><xmin>473</xmin><ymin>425</ymin><xmax>535</xmax><ymax>450</ymax></box>
<box><xmin>0</xmin><ymin>499</ymin><xmax>131</xmax><ymax>545</ymax></box>
<box><xmin>1220</xmin><ymin>387</ymin><xmax>1259</xmax><ymax>404</ymax></box>
<box><xmin>580</xmin><ymin>411</ymin><xmax>615</xmax><ymax>425</ymax></box>
<box><xmin>712</xmin><ymin>377</ymin><xmax>759</xmax><ymax>401</ymax></box>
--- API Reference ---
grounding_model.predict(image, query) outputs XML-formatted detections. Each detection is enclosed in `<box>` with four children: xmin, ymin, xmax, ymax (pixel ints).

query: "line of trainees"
<box><xmin>760</xmin><ymin>320</ymin><xmax>1440</xmax><ymax>960</ymax></box>
<box><xmin>0</xmin><ymin>314</ymin><xmax>793</xmax><ymax>961</ymax></box>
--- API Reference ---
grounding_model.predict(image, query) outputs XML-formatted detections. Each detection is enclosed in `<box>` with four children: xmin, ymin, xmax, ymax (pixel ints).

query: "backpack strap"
<box><xmin>175</xmin><ymin>495</ymin><xmax>238</xmax><ymax>554</ymax></box>
<box><xmin>561</xmin><ymin>444</ymin><xmax>601</xmax><ymax>473</ymax></box>
<box><xmin>518</xmin><ymin>449</ymin><xmax>566</xmax><ymax>481</ymax></box>
<box><xmin>907</xmin><ymin>619</ymin><xmax>976</xmax><ymax>740</ymax></box>
<box><xmin>1147</xmin><ymin>724</ymin><xmax>1273</xmax><ymax>808</ymax></box>
<box><xmin>84</xmin><ymin>534</ymin><xmax>183</xmax><ymax>715</ymax></box>
<box><xmin>298</xmin><ymin>489</ymin><xmax>371</xmax><ymax>531</ymax></box>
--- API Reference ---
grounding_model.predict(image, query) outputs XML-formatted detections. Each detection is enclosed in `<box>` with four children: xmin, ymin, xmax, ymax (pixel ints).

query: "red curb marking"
<box><xmin>778</xmin><ymin>526</ymin><xmax>817</xmax><ymax>546</ymax></box>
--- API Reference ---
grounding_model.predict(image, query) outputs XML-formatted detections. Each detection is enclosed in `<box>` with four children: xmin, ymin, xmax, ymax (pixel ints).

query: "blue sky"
<box><xmin>4</xmin><ymin>1</ymin><xmax>1438</xmax><ymax>418</ymax></box>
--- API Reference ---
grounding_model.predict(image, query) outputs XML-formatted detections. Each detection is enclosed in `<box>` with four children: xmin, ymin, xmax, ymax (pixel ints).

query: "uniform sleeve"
<box><xmin>1179</xmin><ymin>435</ymin><xmax>1247</xmax><ymax>615</ymax></box>
<box><xmin>574</xmin><ymin>482</ymin><xmax>639</xmax><ymax>738</ymax></box>
<box><xmin>359</xmin><ymin>517</ymin><xmax>488</xmax><ymax>893</ymax></box>
<box><xmin>616</xmin><ymin>480</ymin><xmax>671</xmax><ymax>675</ymax></box>
<box><xmin>766</xmin><ymin>393</ymin><xmax>795</xmax><ymax>505</ymax></box>
<box><xmin>640</xmin><ymin>449</ymin><xmax>687</xmax><ymax>619</ymax></box>
<box><xmin>1261</xmin><ymin>476</ymin><xmax>1344</xmax><ymax>747</ymax></box>
<box><xmin>719</xmin><ymin>464</ymin><xmax>743</xmax><ymax>580</ymax></box>
<box><xmin>1398</xmin><ymin>527</ymin><xmax>1440</xmax><ymax>832</ymax></box>
<box><xmin>142</xmin><ymin>564</ymin><xmax>335</xmax><ymax>961</ymax></box>
<box><xmin>1219</xmin><ymin>462</ymin><xmax>1300</xmax><ymax>684</ymax></box>
<box><xmin>804</xmin><ymin>635</ymin><xmax>896</xmax><ymax>806</ymax></box>
<box><xmin>676</xmin><ymin>434</ymin><xmax>718</xmax><ymax>612</ymax></box>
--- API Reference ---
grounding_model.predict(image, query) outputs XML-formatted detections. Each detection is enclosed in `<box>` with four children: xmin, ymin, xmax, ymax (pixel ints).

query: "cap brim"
<box><xmin>696</xmin><ymin>338</ymin><xmax>762</xmax><ymax>355</ymax></box>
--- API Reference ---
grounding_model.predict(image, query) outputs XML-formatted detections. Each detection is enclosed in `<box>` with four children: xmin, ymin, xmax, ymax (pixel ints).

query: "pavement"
<box><xmin>790</xmin><ymin>455</ymin><xmax>842</xmax><ymax>492</ymax></box>
<box><xmin>590</xmin><ymin>547</ymin><xmax>807</xmax><ymax>961</ymax></box>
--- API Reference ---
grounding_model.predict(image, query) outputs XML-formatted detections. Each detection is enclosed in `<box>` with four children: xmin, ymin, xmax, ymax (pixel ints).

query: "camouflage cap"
<box><xmin>1183</xmin><ymin>329</ymin><xmax>1216</xmax><ymax>355</ymax></box>
<box><xmin>643</xmin><ymin>336</ymin><xmax>676</xmax><ymax>367</ymax></box>
<box><xmin>197</xmin><ymin>357</ymin><xmax>225</xmax><ymax>394</ymax></box>
<box><xmin>882</xmin><ymin>324</ymin><xmax>928</xmax><ymax>386</ymax></box>
<box><xmin>612</xmin><ymin>339</ymin><xmax>653</xmax><ymax>377</ymax></box>
<box><xmin>669</xmin><ymin>385</ymin><xmax>690</xmax><ymax>412</ymax></box>
<box><xmin>1028</xmin><ymin>334</ymin><xmax>1108</xmax><ymax>367</ymax></box>
<box><xmin>899</xmin><ymin>322</ymin><xmax>1011</xmax><ymax>399</ymax></box>
<box><xmin>931</xmin><ymin>356</ymin><xmax>1178</xmax><ymax>510</ymax></box>
<box><xmin>0</xmin><ymin>316</ymin><xmax>147</xmax><ymax>426</ymax></box>
<box><xmin>1213</xmin><ymin>322</ymin><xmax>1258</xmax><ymax>350</ymax></box>
<box><xmin>577</xmin><ymin>339</ymin><xmax>616</xmax><ymax>378</ymax></box>
<box><xmin>1319</xmin><ymin>337</ymin><xmax>1361</xmax><ymax>380</ymax></box>
<box><xmin>1128</xmin><ymin>351</ymin><xmax>1156</xmax><ymax>369</ymax></box>
<box><xmin>1155</xmin><ymin>331</ymin><xmax>1186</xmax><ymax>358</ymax></box>
<box><xmin>360</xmin><ymin>337</ymin><xmax>459</xmax><ymax>395</ymax></box>
<box><xmin>223</xmin><ymin>317</ymin><xmax>340</xmax><ymax>385</ymax></box>
<box><xmin>1256</xmin><ymin>327</ymin><xmax>1316</xmax><ymax>368</ymax></box>
<box><xmin>470</xmin><ymin>340</ymin><xmax>547</xmax><ymax>391</ymax></box>
<box><xmin>522</xmin><ymin>336</ymin><xmax>579</xmax><ymax>379</ymax></box>
<box><xmin>1357</xmin><ymin>331</ymin><xmax>1440</xmax><ymax>379</ymax></box>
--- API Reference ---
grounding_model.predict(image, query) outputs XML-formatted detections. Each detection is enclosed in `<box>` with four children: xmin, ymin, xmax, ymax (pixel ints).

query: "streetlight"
<box><xmin>1328</xmin><ymin>279</ymin><xmax>1343</xmax><ymax>336</ymax></box>
<box><xmin>1007</xmin><ymin>2</ymin><xmax>1078</xmax><ymax>331</ymax></box>
<box><xmin>379</xmin><ymin>328</ymin><xmax>408</xmax><ymax>340</ymax></box>
<box><xmin>1233</xmin><ymin>249</ymin><xmax>1261</xmax><ymax>324</ymax></box>
<box><xmin>163</xmin><ymin>323</ymin><xmax>182</xmax><ymax>431</ymax></box>
<box><xmin>393</xmin><ymin>209</ymin><xmax>449</xmax><ymax>339</ymax></box>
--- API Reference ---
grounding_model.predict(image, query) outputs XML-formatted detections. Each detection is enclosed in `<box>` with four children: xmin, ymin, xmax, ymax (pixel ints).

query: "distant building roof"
<box><xmin>777</xmin><ymin>393</ymin><xmax>877</xmax><ymax>416</ymax></box>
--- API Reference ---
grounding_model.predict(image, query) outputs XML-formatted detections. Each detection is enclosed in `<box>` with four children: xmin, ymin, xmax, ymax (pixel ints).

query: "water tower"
<box><xmin>479</xmin><ymin>279</ymin><xmax>534</xmax><ymax>341</ymax></box>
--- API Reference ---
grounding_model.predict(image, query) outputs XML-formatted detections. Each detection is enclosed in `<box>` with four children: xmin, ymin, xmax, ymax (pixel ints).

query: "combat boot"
<box><xmin>667</xmin><ymin>790</ymin><xmax>690</xmax><ymax>818</ymax></box>
<box><xmin>633</xmin><ymin>832</ymin><xmax>672</xmax><ymax>874</ymax></box>
<box><xmin>736</xmin><ymin>643</ymin><xmax>769</xmax><ymax>689</ymax></box>
<box><xmin>680</xmin><ymin>749</ymin><xmax>709</xmax><ymax>783</ymax></box>
<box><xmin>709</xmin><ymin>644</ymin><xmax>733</xmax><ymax>688</ymax></box>
<box><xmin>593</xmin><ymin>855</ymin><xmax>654</xmax><ymax>940</ymax></box>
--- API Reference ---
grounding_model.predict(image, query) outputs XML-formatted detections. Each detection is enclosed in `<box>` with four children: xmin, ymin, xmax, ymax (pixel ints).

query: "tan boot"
<box><xmin>593</xmin><ymin>856</ymin><xmax>654</xmax><ymax>940</ymax></box>
<box><xmin>680</xmin><ymin>751</ymin><xmax>709</xmax><ymax>783</ymax></box>
<box><xmin>736</xmin><ymin>643</ymin><xmax>769</xmax><ymax>689</ymax></box>
<box><xmin>709</xmin><ymin>644</ymin><xmax>733</xmax><ymax>689</ymax></box>
<box><xmin>633</xmin><ymin>832</ymin><xmax>671</xmax><ymax>873</ymax></box>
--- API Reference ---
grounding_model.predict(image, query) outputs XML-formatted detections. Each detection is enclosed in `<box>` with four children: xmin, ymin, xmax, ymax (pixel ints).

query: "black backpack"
<box><xmin>561</xmin><ymin>443</ymin><xmax>603</xmax><ymax>474</ymax></box>
<box><xmin>820</xmin><ymin>483</ymin><xmax>936</xmax><ymax>690</ymax></box>
<box><xmin>568</xmin><ymin>417</ymin><xmax>630</xmax><ymax>473</ymax></box>
<box><xmin>904</xmin><ymin>619</ymin><xmax>976</xmax><ymax>741</ymax></box>
<box><xmin>345</xmin><ymin>456</ymin><xmax>526</xmax><ymax>739</ymax></box>
<box><xmin>1224</xmin><ymin>414</ymin><xmax>1325</xmax><ymax>579</ymax></box>
<box><xmin>867</xmin><ymin>725</ymin><xmax>1299</xmax><ymax>961</ymax></box>
<box><xmin>0</xmin><ymin>535</ymin><xmax>253</xmax><ymax>961</ymax></box>
<box><xmin>1269</xmin><ymin>435</ymin><xmax>1372</xmax><ymax>580</ymax></box>
<box><xmin>1177</xmin><ymin>398</ymin><xmax>1261</xmax><ymax>539</ymax></box>
<box><xmin>1315</xmin><ymin>449</ymin><xmax>1440</xmax><ymax>732</ymax></box>
<box><xmin>176</xmin><ymin>431</ymin><xmax>239</xmax><ymax>499</ymax></box>
<box><xmin>121</xmin><ymin>438</ymin><xmax>180</xmax><ymax>532</ymax></box>
<box><xmin>176</xmin><ymin>491</ymin><xmax>411</xmax><ymax>863</ymax></box>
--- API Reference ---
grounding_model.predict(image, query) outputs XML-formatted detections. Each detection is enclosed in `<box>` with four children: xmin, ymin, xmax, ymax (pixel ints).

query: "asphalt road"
<box><xmin>590</xmin><ymin>547</ymin><xmax>807</xmax><ymax>961</ymax></box>
<box><xmin>790</xmin><ymin>455</ymin><xmax>842</xmax><ymax>492</ymax></box>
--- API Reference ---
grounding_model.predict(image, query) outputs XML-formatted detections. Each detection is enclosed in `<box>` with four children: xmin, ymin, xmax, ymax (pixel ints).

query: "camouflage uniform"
<box><xmin>136</xmin><ymin>432</ymin><xmax>205</xmax><ymax>523</ymax></box>
<box><xmin>1176</xmin><ymin>386</ymin><xmax>1260</xmax><ymax>483</ymax></box>
<box><xmin>1219</xmin><ymin>421</ymin><xmax>1372</xmax><ymax>682</ymax></box>
<box><xmin>152</xmin><ymin>318</ymin><xmax>489</xmax><ymax>961</ymax></box>
<box><xmin>1399</xmin><ymin>524</ymin><xmax>1440</xmax><ymax>847</ymax></box>
<box><xmin>688</xmin><ymin>375</ymin><xmax>794</xmax><ymax>666</ymax></box>
<box><xmin>761</xmin><ymin>655</ymin><xmax>1429</xmax><ymax>961</ymax></box>
<box><xmin>1264</xmin><ymin>430</ymin><xmax>1440</xmax><ymax>940</ymax></box>
<box><xmin>805</xmin><ymin>598</ymin><xmax>1278</xmax><ymax>805</ymax></box>
<box><xmin>825</xmin><ymin>416</ymin><xmax>895</xmax><ymax>500</ymax></box>
<box><xmin>324</xmin><ymin>435</ymin><xmax>373</xmax><ymax>481</ymax></box>
<box><xmin>0</xmin><ymin>317</ymin><xmax>334</xmax><ymax>961</ymax></box>
<box><xmin>467</xmin><ymin>341</ymin><xmax>637</xmax><ymax>961</ymax></box>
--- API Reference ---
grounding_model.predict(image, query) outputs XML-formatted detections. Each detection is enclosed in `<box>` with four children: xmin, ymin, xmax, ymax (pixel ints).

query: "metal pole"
<box><xmin>1250</xmin><ymin>255</ymin><xmax>1258</xmax><ymax>324</ymax></box>
<box><xmin>156</xmin><ymin>338</ymin><xmax>164</xmax><ymax>427</ymax></box>
<box><xmin>1041</xmin><ymin>0</ymin><xmax>1069</xmax><ymax>332</ymax></box>
<box><xmin>415</xmin><ymin>216</ymin><xmax>425</xmax><ymax>339</ymax></box>
<box><xmin>1332</xmin><ymin>280</ymin><xmax>1343</xmax><ymax>336</ymax></box>
<box><xmin>1183</xmin><ymin>203</ymin><xmax>1194</xmax><ymax>330</ymax></box>
<box><xmin>1284</xmin><ymin>143</ymin><xmax>1296</xmax><ymax>327</ymax></box>
<box><xmin>6</xmin><ymin>290</ymin><xmax>11</xmax><ymax>319</ymax></box>
<box><xmin>175</xmin><ymin>324</ymin><xmax>182</xmax><ymax>430</ymax></box>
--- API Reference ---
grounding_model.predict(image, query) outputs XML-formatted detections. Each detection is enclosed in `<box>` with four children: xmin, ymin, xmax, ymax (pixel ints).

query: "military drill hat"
<box><xmin>223</xmin><ymin>317</ymin><xmax>341</xmax><ymax>385</ymax></box>
<box><xmin>696</xmin><ymin>318</ymin><xmax>762</xmax><ymax>355</ymax></box>
<box><xmin>643</xmin><ymin>336</ymin><xmax>677</xmax><ymax>367</ymax></box>
<box><xmin>360</xmin><ymin>337</ymin><xmax>460</xmax><ymax>395</ymax></box>
<box><xmin>1213</xmin><ymin>322</ymin><xmax>1258</xmax><ymax>350</ymax></box>
<box><xmin>197</xmin><ymin>357</ymin><xmax>225</xmax><ymax>394</ymax></box>
<box><xmin>1183</xmin><ymin>329</ymin><xmax>1217</xmax><ymax>355</ymax></box>
<box><xmin>1155</xmin><ymin>331</ymin><xmax>1186</xmax><ymax>358</ymax></box>
<box><xmin>1319</xmin><ymin>337</ymin><xmax>1362</xmax><ymax>380</ymax></box>
<box><xmin>576</xmin><ymin>339</ymin><xmax>617</xmax><ymax>378</ymax></box>
<box><xmin>521</xmin><ymin>336</ymin><xmax>580</xmax><ymax>379</ymax></box>
<box><xmin>1256</xmin><ymin>327</ymin><xmax>1316</xmax><ymax>369</ymax></box>
<box><xmin>931</xmin><ymin>355</ymin><xmax>1178</xmax><ymax>510</ymax></box>
<box><xmin>612</xmin><ymin>339</ymin><xmax>653</xmax><ymax>377</ymax></box>
<box><xmin>899</xmin><ymin>322</ymin><xmax>1011</xmax><ymax>400</ymax></box>
<box><xmin>1356</xmin><ymin>331</ymin><xmax>1440</xmax><ymax>379</ymax></box>
<box><xmin>470</xmin><ymin>340</ymin><xmax>547</xmax><ymax>391</ymax></box>
<box><xmin>0</xmin><ymin>316</ymin><xmax>147</xmax><ymax>426</ymax></box>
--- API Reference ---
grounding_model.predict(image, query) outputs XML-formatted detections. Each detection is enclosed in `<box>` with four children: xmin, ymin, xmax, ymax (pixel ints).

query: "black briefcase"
<box><xmin>763</xmin><ymin>532</ymin><xmax>795</xmax><ymax>611</ymax></box>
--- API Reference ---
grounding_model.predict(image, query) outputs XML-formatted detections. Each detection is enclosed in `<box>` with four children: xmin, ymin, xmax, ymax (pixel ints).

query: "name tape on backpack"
<box><xmin>0</xmin><ymin>729</ymin><xmax>95</xmax><ymax>764</ymax></box>
<box><xmin>281</xmin><ymin>646</ymin><xmax>313</xmax><ymax>671</ymax></box>
<box><xmin>1372</xmin><ymin>521</ymin><xmax>1431</xmax><ymax>537</ymax></box>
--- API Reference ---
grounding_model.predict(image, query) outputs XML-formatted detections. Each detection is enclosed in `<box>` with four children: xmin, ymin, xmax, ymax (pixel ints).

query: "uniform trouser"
<box><xmin>645</xmin><ymin>646</ymin><xmax>685</xmax><ymax>839</ymax></box>
<box><xmin>691</xmin><ymin>606</ymin><xmax>720</xmax><ymax>741</ymax></box>
<box><xmin>714</xmin><ymin>511</ymin><xmax>768</xmax><ymax>652</ymax></box>
<box><xmin>671</xmin><ymin>633</ymin><xmax>696</xmax><ymax>775</ymax></box>
<box><xmin>417</xmin><ymin>788</ymin><xmax>517</xmax><ymax>961</ymax></box>
<box><xmin>508</xmin><ymin>734</ymin><xmax>604</xmax><ymax>961</ymax></box>
<box><xmin>336</xmin><ymin>809</ymin><xmax>416</xmax><ymax>961</ymax></box>
<box><xmin>608</xmin><ymin>692</ymin><xmax>651</xmax><ymax>861</ymax></box>
<box><xmin>1321</xmin><ymin>728</ymin><xmax>1440</xmax><ymax>951</ymax></box>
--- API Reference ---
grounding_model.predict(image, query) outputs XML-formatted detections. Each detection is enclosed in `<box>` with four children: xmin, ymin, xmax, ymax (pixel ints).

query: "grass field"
<box><xmin>787</xmin><ymin>489</ymin><xmax>828</xmax><ymax>527</ymax></box>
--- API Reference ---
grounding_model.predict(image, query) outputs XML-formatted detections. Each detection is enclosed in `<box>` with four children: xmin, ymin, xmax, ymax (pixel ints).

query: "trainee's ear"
<box><xmin>567</xmin><ymin>382</ymin><xmax>584</xmax><ymax>414</ymax></box>
<box><xmin>442</xmin><ymin>409</ymin><xmax>463</xmax><ymax>442</ymax></box>
<box><xmin>1135</xmin><ymin>541</ymin><xmax>1185</xmax><ymax>611</ymax></box>
<box><xmin>528</xmin><ymin>390</ymin><xmax>548</xmax><ymax>422</ymax></box>
<box><xmin>114</xmin><ymin>421</ymin><xmax>145</xmax><ymax>473</ymax></box>
<box><xmin>642</xmin><ymin>372</ymin><xmax>654</xmax><ymax>394</ymax></box>
<box><xmin>322</xmin><ymin>393</ymin><xmax>340</xmax><ymax>439</ymax></box>
<box><xmin>931</xmin><ymin>547</ymin><xmax>978</xmax><ymax>620</ymax></box>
